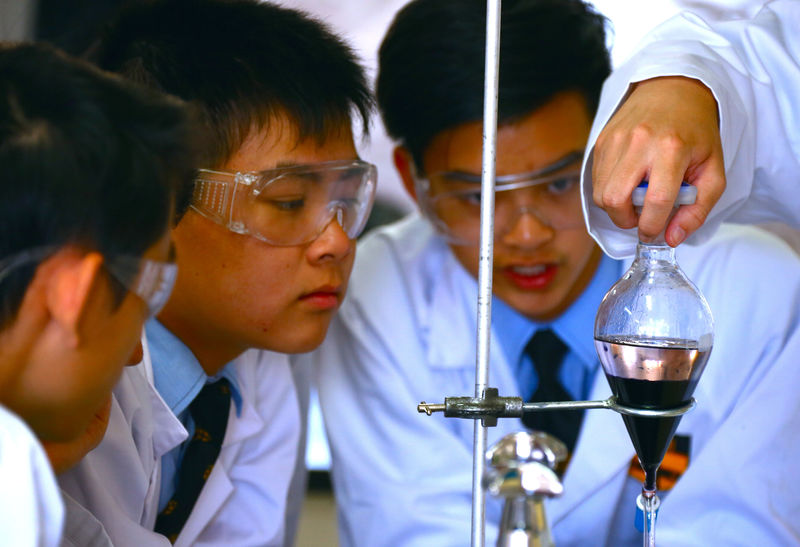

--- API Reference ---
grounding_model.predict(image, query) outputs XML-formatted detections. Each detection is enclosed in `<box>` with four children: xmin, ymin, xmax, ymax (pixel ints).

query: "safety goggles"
<box><xmin>191</xmin><ymin>159</ymin><xmax>378</xmax><ymax>246</ymax></box>
<box><xmin>0</xmin><ymin>247</ymin><xmax>177</xmax><ymax>317</ymax></box>
<box><xmin>417</xmin><ymin>152</ymin><xmax>585</xmax><ymax>246</ymax></box>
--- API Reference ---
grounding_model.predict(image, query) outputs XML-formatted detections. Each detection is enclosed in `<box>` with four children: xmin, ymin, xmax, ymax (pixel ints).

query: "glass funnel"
<box><xmin>594</xmin><ymin>183</ymin><xmax>713</xmax><ymax>546</ymax></box>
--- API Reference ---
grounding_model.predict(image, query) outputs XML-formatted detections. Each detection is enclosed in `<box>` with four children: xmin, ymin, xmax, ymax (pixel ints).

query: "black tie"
<box><xmin>521</xmin><ymin>329</ymin><xmax>584</xmax><ymax>453</ymax></box>
<box><xmin>154</xmin><ymin>378</ymin><xmax>232</xmax><ymax>543</ymax></box>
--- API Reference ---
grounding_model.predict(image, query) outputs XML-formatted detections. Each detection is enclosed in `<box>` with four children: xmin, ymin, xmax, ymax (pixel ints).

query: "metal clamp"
<box><xmin>418</xmin><ymin>388</ymin><xmax>696</xmax><ymax>426</ymax></box>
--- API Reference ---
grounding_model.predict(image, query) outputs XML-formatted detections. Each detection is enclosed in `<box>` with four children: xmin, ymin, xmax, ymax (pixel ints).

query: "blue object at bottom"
<box><xmin>635</xmin><ymin>497</ymin><xmax>660</xmax><ymax>533</ymax></box>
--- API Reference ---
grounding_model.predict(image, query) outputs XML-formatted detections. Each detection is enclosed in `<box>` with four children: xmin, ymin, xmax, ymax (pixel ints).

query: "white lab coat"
<box><xmin>0</xmin><ymin>404</ymin><xmax>63</xmax><ymax>547</ymax></box>
<box><xmin>581</xmin><ymin>0</ymin><xmax>800</xmax><ymax>258</ymax></box>
<box><xmin>59</xmin><ymin>338</ymin><xmax>307</xmax><ymax>547</ymax></box>
<box><xmin>59</xmin><ymin>491</ymin><xmax>113</xmax><ymax>547</ymax></box>
<box><xmin>306</xmin><ymin>213</ymin><xmax>800</xmax><ymax>546</ymax></box>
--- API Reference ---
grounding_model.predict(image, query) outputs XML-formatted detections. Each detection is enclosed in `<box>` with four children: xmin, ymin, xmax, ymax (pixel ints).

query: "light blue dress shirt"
<box><xmin>145</xmin><ymin>319</ymin><xmax>243</xmax><ymax>513</ymax></box>
<box><xmin>492</xmin><ymin>253</ymin><xmax>619</xmax><ymax>402</ymax></box>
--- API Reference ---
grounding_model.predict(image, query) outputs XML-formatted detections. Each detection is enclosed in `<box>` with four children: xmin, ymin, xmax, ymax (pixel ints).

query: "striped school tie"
<box><xmin>154</xmin><ymin>378</ymin><xmax>231</xmax><ymax>542</ymax></box>
<box><xmin>521</xmin><ymin>329</ymin><xmax>584</xmax><ymax>453</ymax></box>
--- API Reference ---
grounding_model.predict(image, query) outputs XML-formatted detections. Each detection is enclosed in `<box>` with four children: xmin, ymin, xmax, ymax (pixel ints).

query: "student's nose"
<box><xmin>500</xmin><ymin>207</ymin><xmax>555</xmax><ymax>249</ymax></box>
<box><xmin>126</xmin><ymin>340</ymin><xmax>144</xmax><ymax>366</ymax></box>
<box><xmin>307</xmin><ymin>209</ymin><xmax>354</xmax><ymax>263</ymax></box>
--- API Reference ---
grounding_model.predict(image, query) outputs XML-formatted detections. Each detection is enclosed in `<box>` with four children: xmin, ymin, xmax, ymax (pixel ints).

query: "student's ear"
<box><xmin>393</xmin><ymin>146</ymin><xmax>419</xmax><ymax>204</ymax></box>
<box><xmin>46</xmin><ymin>251</ymin><xmax>105</xmax><ymax>348</ymax></box>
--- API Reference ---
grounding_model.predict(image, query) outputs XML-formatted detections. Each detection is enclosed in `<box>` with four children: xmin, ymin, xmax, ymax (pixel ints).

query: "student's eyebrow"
<box><xmin>440</xmin><ymin>149</ymin><xmax>585</xmax><ymax>183</ymax></box>
<box><xmin>272</xmin><ymin>161</ymin><xmax>303</xmax><ymax>169</ymax></box>
<box><xmin>262</xmin><ymin>160</ymin><xmax>364</xmax><ymax>183</ymax></box>
<box><xmin>256</xmin><ymin>161</ymin><xmax>322</xmax><ymax>183</ymax></box>
<box><xmin>269</xmin><ymin>158</ymin><xmax>363</xmax><ymax>170</ymax></box>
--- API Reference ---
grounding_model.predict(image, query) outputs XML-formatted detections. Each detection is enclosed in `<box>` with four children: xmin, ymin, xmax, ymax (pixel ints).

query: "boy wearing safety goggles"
<box><xmin>0</xmin><ymin>42</ymin><xmax>195</xmax><ymax>546</ymax></box>
<box><xmin>57</xmin><ymin>1</ymin><xmax>376</xmax><ymax>546</ymax></box>
<box><xmin>303</xmin><ymin>0</ymin><xmax>800</xmax><ymax>545</ymax></box>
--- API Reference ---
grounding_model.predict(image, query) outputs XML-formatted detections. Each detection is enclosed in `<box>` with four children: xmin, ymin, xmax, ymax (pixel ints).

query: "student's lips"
<box><xmin>502</xmin><ymin>263</ymin><xmax>559</xmax><ymax>290</ymax></box>
<box><xmin>299</xmin><ymin>286</ymin><xmax>342</xmax><ymax>309</ymax></box>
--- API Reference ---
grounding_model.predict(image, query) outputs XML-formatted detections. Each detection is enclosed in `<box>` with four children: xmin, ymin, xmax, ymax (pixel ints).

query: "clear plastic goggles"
<box><xmin>106</xmin><ymin>254</ymin><xmax>177</xmax><ymax>317</ymax></box>
<box><xmin>418</xmin><ymin>153</ymin><xmax>585</xmax><ymax>246</ymax></box>
<box><xmin>0</xmin><ymin>247</ymin><xmax>177</xmax><ymax>318</ymax></box>
<box><xmin>191</xmin><ymin>159</ymin><xmax>378</xmax><ymax>246</ymax></box>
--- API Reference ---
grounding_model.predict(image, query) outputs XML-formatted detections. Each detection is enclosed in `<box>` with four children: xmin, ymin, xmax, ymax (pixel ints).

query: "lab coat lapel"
<box><xmin>426</xmin><ymin>249</ymin><xmax>481</xmax><ymax>369</ymax></box>
<box><xmin>219</xmin><ymin>365</ymin><xmax>267</xmax><ymax>449</ymax></box>
<box><xmin>139</xmin><ymin>338</ymin><xmax>190</xmax><ymax>529</ymax></box>
<box><xmin>173</xmin><ymin>371</ymin><xmax>265</xmax><ymax>546</ymax></box>
<box><xmin>425</xmin><ymin>251</ymin><xmax>531</xmax><ymax>444</ymax></box>
<box><xmin>173</xmin><ymin>464</ymin><xmax>234</xmax><ymax>547</ymax></box>
<box><xmin>548</xmin><ymin>369</ymin><xmax>632</xmax><ymax>524</ymax></box>
<box><xmin>141</xmin><ymin>337</ymin><xmax>189</xmax><ymax>463</ymax></box>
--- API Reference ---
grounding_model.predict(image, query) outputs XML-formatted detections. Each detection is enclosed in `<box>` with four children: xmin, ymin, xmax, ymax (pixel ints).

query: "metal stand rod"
<box><xmin>472</xmin><ymin>0</ymin><xmax>502</xmax><ymax>546</ymax></box>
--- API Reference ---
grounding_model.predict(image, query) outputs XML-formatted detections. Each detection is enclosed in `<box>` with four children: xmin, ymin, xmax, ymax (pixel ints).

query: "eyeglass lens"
<box><xmin>239</xmin><ymin>165</ymin><xmax>375</xmax><ymax>245</ymax></box>
<box><xmin>427</xmin><ymin>173</ymin><xmax>583</xmax><ymax>244</ymax></box>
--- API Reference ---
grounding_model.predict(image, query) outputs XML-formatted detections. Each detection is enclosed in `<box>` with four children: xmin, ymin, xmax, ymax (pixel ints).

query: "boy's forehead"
<box><xmin>221</xmin><ymin>116</ymin><xmax>358</xmax><ymax>172</ymax></box>
<box><xmin>419</xmin><ymin>119</ymin><xmax>488</xmax><ymax>177</ymax></box>
<box><xmin>421</xmin><ymin>91</ymin><xmax>591</xmax><ymax>175</ymax></box>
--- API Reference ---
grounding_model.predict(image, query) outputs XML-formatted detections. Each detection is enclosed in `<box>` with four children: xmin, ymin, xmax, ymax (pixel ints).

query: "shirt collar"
<box><xmin>491</xmin><ymin>253</ymin><xmax>620</xmax><ymax>373</ymax></box>
<box><xmin>145</xmin><ymin>318</ymin><xmax>243</xmax><ymax>418</ymax></box>
<box><xmin>552</xmin><ymin>253</ymin><xmax>620</xmax><ymax>367</ymax></box>
<box><xmin>491</xmin><ymin>296</ymin><xmax>536</xmax><ymax>367</ymax></box>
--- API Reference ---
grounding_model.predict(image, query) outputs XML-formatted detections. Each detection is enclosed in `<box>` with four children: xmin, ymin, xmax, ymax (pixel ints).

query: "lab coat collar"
<box><xmin>176</xmin><ymin>469</ymin><xmax>235</xmax><ymax>547</ymax></box>
<box><xmin>220</xmin><ymin>351</ymin><xmax>267</xmax><ymax>448</ymax></box>
<box><xmin>550</xmin><ymin>254</ymin><xmax>619</xmax><ymax>368</ymax></box>
<box><xmin>425</xmin><ymin>246</ymin><xmax>485</xmax><ymax>369</ymax></box>
<box><xmin>145</xmin><ymin>318</ymin><xmax>244</xmax><ymax>418</ymax></box>
<box><xmin>173</xmin><ymin>351</ymin><xmax>268</xmax><ymax>547</ymax></box>
<box><xmin>425</xmin><ymin>247</ymin><xmax>620</xmax><ymax>374</ymax></box>
<box><xmin>140</xmin><ymin>335</ymin><xmax>190</xmax><ymax>463</ymax></box>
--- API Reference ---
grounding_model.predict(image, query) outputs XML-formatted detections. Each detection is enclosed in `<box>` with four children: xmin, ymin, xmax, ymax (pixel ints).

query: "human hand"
<box><xmin>591</xmin><ymin>76</ymin><xmax>726</xmax><ymax>245</ymax></box>
<box><xmin>41</xmin><ymin>396</ymin><xmax>112</xmax><ymax>474</ymax></box>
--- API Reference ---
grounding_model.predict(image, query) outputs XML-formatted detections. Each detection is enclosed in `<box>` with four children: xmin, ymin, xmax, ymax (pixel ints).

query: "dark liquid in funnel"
<box><xmin>605</xmin><ymin>375</ymin><xmax>692</xmax><ymax>488</ymax></box>
<box><xmin>595</xmin><ymin>338</ymin><xmax>711</xmax><ymax>490</ymax></box>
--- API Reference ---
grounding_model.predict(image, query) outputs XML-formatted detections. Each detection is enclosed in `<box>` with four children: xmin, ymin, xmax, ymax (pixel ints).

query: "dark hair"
<box><xmin>0</xmin><ymin>42</ymin><xmax>198</xmax><ymax>326</ymax></box>
<box><xmin>377</xmin><ymin>0</ymin><xmax>611</xmax><ymax>169</ymax></box>
<box><xmin>89</xmin><ymin>0</ymin><xmax>374</xmax><ymax>169</ymax></box>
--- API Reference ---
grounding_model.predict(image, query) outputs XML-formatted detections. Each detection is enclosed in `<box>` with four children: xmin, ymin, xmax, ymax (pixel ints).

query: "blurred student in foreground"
<box><xmin>0</xmin><ymin>41</ymin><xmax>196</xmax><ymax>546</ymax></box>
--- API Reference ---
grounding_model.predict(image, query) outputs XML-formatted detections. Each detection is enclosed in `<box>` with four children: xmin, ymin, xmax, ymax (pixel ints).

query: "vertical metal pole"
<box><xmin>471</xmin><ymin>1</ymin><xmax>501</xmax><ymax>546</ymax></box>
